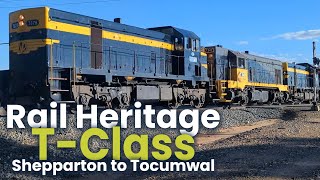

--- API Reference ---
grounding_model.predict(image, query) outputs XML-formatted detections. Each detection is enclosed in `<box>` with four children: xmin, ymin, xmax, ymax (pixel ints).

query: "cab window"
<box><xmin>192</xmin><ymin>39</ymin><xmax>200</xmax><ymax>52</ymax></box>
<box><xmin>238</xmin><ymin>58</ymin><xmax>245</xmax><ymax>68</ymax></box>
<box><xmin>192</xmin><ymin>39</ymin><xmax>196</xmax><ymax>51</ymax></box>
<box><xmin>174</xmin><ymin>37</ymin><xmax>184</xmax><ymax>51</ymax></box>
<box><xmin>230</xmin><ymin>56</ymin><xmax>237</xmax><ymax>68</ymax></box>
<box><xmin>196</xmin><ymin>39</ymin><xmax>200</xmax><ymax>51</ymax></box>
<box><xmin>186</xmin><ymin>37</ymin><xmax>192</xmax><ymax>49</ymax></box>
<box><xmin>186</xmin><ymin>38</ymin><xmax>200</xmax><ymax>52</ymax></box>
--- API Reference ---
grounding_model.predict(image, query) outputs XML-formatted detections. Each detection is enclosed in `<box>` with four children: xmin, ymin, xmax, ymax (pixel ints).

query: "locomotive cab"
<box><xmin>148</xmin><ymin>26</ymin><xmax>208</xmax><ymax>84</ymax></box>
<box><xmin>9</xmin><ymin>7</ymin><xmax>52</xmax><ymax>107</ymax></box>
<box><xmin>228</xmin><ymin>51</ymin><xmax>247</xmax><ymax>82</ymax></box>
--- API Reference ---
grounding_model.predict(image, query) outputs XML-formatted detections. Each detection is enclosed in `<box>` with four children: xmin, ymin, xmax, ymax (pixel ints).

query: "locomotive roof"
<box><xmin>45</xmin><ymin>7</ymin><xmax>172</xmax><ymax>42</ymax></box>
<box><xmin>228</xmin><ymin>49</ymin><xmax>283</xmax><ymax>66</ymax></box>
<box><xmin>47</xmin><ymin>7</ymin><xmax>200</xmax><ymax>42</ymax></box>
<box><xmin>242</xmin><ymin>52</ymin><xmax>282</xmax><ymax>63</ymax></box>
<box><xmin>297</xmin><ymin>63</ymin><xmax>313</xmax><ymax>67</ymax></box>
<box><xmin>148</xmin><ymin>26</ymin><xmax>200</xmax><ymax>39</ymax></box>
<box><xmin>296</xmin><ymin>63</ymin><xmax>314</xmax><ymax>70</ymax></box>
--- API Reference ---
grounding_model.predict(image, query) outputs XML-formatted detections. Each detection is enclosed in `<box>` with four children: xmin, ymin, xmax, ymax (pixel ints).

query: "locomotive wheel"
<box><xmin>168</xmin><ymin>101</ymin><xmax>180</xmax><ymax>109</ymax></box>
<box><xmin>118</xmin><ymin>94</ymin><xmax>130</xmax><ymax>109</ymax></box>
<box><xmin>169</xmin><ymin>94</ymin><xmax>184</xmax><ymax>109</ymax></box>
<box><xmin>240</xmin><ymin>96</ymin><xmax>249</xmax><ymax>106</ymax></box>
<box><xmin>119</xmin><ymin>104</ymin><xmax>129</xmax><ymax>109</ymax></box>
<box><xmin>190</xmin><ymin>98</ymin><xmax>203</xmax><ymax>109</ymax></box>
<box><xmin>193</xmin><ymin>102</ymin><xmax>203</xmax><ymax>109</ymax></box>
<box><xmin>267</xmin><ymin>101</ymin><xmax>273</xmax><ymax>105</ymax></box>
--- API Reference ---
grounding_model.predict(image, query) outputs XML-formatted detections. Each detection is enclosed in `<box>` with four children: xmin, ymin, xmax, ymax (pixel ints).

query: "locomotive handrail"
<box><xmin>74</xmin><ymin>41</ymin><xmax>186</xmax><ymax>58</ymax></box>
<box><xmin>49</xmin><ymin>39</ymin><xmax>54</xmax><ymax>87</ymax></box>
<box><xmin>73</xmin><ymin>41</ymin><xmax>76</xmax><ymax>86</ymax></box>
<box><xmin>52</xmin><ymin>41</ymin><xmax>188</xmax><ymax>77</ymax></box>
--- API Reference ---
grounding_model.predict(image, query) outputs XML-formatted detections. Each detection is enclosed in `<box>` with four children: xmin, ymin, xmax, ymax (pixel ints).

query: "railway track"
<box><xmin>0</xmin><ymin>103</ymin><xmax>314</xmax><ymax>117</ymax></box>
<box><xmin>105</xmin><ymin>103</ymin><xmax>315</xmax><ymax>111</ymax></box>
<box><xmin>211</xmin><ymin>103</ymin><xmax>314</xmax><ymax>110</ymax></box>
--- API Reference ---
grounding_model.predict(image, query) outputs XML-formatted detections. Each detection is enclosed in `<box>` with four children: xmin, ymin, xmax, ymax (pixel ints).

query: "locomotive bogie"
<box><xmin>72</xmin><ymin>84</ymin><xmax>132</xmax><ymax>109</ymax></box>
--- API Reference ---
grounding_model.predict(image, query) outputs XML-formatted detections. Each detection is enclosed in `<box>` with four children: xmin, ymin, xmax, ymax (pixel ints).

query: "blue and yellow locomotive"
<box><xmin>283</xmin><ymin>63</ymin><xmax>316</xmax><ymax>103</ymax></box>
<box><xmin>204</xmin><ymin>46</ymin><xmax>318</xmax><ymax>105</ymax></box>
<box><xmin>205</xmin><ymin>46</ymin><xmax>288</xmax><ymax>105</ymax></box>
<box><xmin>7</xmin><ymin>7</ymin><xmax>208</xmax><ymax>108</ymax></box>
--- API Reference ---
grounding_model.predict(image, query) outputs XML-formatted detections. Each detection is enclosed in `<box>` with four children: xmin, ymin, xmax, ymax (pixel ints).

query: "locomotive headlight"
<box><xmin>19</xmin><ymin>21</ymin><xmax>25</xmax><ymax>27</ymax></box>
<box><xmin>19</xmin><ymin>15</ymin><xmax>24</xmax><ymax>21</ymax></box>
<box><xmin>18</xmin><ymin>15</ymin><xmax>25</xmax><ymax>27</ymax></box>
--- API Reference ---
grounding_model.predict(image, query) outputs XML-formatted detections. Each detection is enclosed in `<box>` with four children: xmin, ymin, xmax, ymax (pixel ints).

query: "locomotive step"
<box><xmin>49</xmin><ymin>77</ymin><xmax>68</xmax><ymax>81</ymax></box>
<box><xmin>54</xmin><ymin>101</ymin><xmax>76</xmax><ymax>104</ymax></box>
<box><xmin>50</xmin><ymin>89</ymin><xmax>70</xmax><ymax>92</ymax></box>
<box><xmin>49</xmin><ymin>66</ymin><xmax>64</xmax><ymax>69</ymax></box>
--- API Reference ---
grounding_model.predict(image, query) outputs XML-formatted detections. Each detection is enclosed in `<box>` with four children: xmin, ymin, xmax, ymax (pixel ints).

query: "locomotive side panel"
<box><xmin>8</xmin><ymin>7</ymin><xmax>209</xmax><ymax>108</ymax></box>
<box><xmin>246</xmin><ymin>55</ymin><xmax>283</xmax><ymax>85</ymax></box>
<box><xmin>47</xmin><ymin>8</ymin><xmax>174</xmax><ymax>80</ymax></box>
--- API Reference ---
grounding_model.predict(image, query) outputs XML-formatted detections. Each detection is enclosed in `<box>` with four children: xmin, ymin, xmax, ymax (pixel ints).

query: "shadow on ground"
<box><xmin>3</xmin><ymin>136</ymin><xmax>318</xmax><ymax>180</ymax></box>
<box><xmin>128</xmin><ymin>137</ymin><xmax>320</xmax><ymax>180</ymax></box>
<box><xmin>280</xmin><ymin>109</ymin><xmax>298</xmax><ymax>121</ymax></box>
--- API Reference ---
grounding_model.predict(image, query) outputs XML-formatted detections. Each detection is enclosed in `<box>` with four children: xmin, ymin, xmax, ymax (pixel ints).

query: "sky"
<box><xmin>0</xmin><ymin>0</ymin><xmax>319</xmax><ymax>70</ymax></box>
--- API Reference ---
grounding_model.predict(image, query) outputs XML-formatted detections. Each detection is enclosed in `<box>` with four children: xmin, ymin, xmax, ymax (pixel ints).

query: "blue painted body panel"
<box><xmin>288</xmin><ymin>63</ymin><xmax>313</xmax><ymax>89</ymax></box>
<box><xmin>212</xmin><ymin>46</ymin><xmax>229</xmax><ymax>80</ymax></box>
<box><xmin>47</xmin><ymin>8</ymin><xmax>209</xmax><ymax>83</ymax></box>
<box><xmin>247</xmin><ymin>59</ymin><xmax>282</xmax><ymax>84</ymax></box>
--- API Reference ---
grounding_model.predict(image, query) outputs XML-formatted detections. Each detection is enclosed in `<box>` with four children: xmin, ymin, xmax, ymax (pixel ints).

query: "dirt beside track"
<box><xmin>202</xmin><ymin>109</ymin><xmax>320</xmax><ymax>179</ymax></box>
<box><xmin>136</xmin><ymin>108</ymin><xmax>320</xmax><ymax>180</ymax></box>
<box><xmin>196</xmin><ymin>119</ymin><xmax>278</xmax><ymax>145</ymax></box>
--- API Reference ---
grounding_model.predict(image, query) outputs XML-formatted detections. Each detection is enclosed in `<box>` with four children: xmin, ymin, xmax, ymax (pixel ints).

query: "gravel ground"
<box><xmin>129</xmin><ymin>108</ymin><xmax>320</xmax><ymax>180</ymax></box>
<box><xmin>209</xmin><ymin>108</ymin><xmax>283</xmax><ymax>131</ymax></box>
<box><xmin>0</xmin><ymin>107</ymin><xmax>285</xmax><ymax>179</ymax></box>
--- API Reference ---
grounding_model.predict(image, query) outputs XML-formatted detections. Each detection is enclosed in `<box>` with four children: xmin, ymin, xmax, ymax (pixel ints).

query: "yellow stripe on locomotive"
<box><xmin>9</xmin><ymin>7</ymin><xmax>174</xmax><ymax>52</ymax></box>
<box><xmin>10</xmin><ymin>39</ymin><xmax>60</xmax><ymax>54</ymax></box>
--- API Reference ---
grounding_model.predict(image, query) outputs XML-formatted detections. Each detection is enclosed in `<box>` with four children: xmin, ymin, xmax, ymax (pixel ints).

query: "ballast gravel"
<box><xmin>0</xmin><ymin>107</ymin><xmax>284</xmax><ymax>179</ymax></box>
